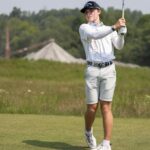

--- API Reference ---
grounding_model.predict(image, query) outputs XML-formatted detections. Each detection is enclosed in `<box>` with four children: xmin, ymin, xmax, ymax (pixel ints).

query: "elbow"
<box><xmin>117</xmin><ymin>45</ymin><xmax>124</xmax><ymax>50</ymax></box>
<box><xmin>114</xmin><ymin>42</ymin><xmax>124</xmax><ymax>50</ymax></box>
<box><xmin>114</xmin><ymin>36</ymin><xmax>125</xmax><ymax>50</ymax></box>
<box><xmin>115</xmin><ymin>40</ymin><xmax>125</xmax><ymax>50</ymax></box>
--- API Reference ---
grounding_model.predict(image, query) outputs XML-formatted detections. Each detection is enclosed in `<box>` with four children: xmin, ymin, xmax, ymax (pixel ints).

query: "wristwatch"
<box><xmin>111</xmin><ymin>26</ymin><xmax>116</xmax><ymax>31</ymax></box>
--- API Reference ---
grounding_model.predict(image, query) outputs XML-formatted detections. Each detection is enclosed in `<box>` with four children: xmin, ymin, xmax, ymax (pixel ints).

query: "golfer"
<box><xmin>79</xmin><ymin>1</ymin><xmax>127</xmax><ymax>150</ymax></box>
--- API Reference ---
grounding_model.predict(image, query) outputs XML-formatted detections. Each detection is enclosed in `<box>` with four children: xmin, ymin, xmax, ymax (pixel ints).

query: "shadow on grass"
<box><xmin>23</xmin><ymin>140</ymin><xmax>88</xmax><ymax>150</ymax></box>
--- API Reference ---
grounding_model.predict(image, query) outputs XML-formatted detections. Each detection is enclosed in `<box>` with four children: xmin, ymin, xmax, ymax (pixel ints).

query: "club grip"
<box><xmin>119</xmin><ymin>26</ymin><xmax>127</xmax><ymax>35</ymax></box>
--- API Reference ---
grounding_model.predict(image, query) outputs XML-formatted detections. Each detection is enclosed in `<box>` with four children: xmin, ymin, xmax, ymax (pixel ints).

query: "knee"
<box><xmin>101</xmin><ymin>102</ymin><xmax>112</xmax><ymax>114</ymax></box>
<box><xmin>86</xmin><ymin>104</ymin><xmax>98</xmax><ymax>113</ymax></box>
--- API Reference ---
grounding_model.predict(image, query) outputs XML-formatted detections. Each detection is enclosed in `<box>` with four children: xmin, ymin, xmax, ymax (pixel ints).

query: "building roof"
<box><xmin>25</xmin><ymin>40</ymin><xmax>85</xmax><ymax>64</ymax></box>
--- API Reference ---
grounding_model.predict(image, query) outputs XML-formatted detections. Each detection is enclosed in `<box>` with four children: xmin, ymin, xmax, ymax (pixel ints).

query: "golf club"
<box><xmin>119</xmin><ymin>0</ymin><xmax>127</xmax><ymax>35</ymax></box>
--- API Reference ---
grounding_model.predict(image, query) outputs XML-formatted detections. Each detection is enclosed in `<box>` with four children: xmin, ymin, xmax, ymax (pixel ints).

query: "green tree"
<box><xmin>8</xmin><ymin>18</ymin><xmax>40</xmax><ymax>51</ymax></box>
<box><xmin>135</xmin><ymin>14</ymin><xmax>150</xmax><ymax>66</ymax></box>
<box><xmin>10</xmin><ymin>7</ymin><xmax>22</xmax><ymax>18</ymax></box>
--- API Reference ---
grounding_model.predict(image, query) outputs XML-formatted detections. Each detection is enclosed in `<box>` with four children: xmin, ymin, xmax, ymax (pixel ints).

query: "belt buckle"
<box><xmin>97</xmin><ymin>61</ymin><xmax>112</xmax><ymax>68</ymax></box>
<box><xmin>95</xmin><ymin>62</ymin><xmax>101</xmax><ymax>68</ymax></box>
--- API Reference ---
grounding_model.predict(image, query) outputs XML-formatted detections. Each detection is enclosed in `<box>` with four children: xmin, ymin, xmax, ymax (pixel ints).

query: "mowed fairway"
<box><xmin>0</xmin><ymin>114</ymin><xmax>150</xmax><ymax>150</ymax></box>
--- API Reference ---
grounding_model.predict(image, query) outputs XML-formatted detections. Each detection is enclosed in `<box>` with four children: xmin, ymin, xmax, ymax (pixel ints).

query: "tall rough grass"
<box><xmin>0</xmin><ymin>59</ymin><xmax>149</xmax><ymax>117</ymax></box>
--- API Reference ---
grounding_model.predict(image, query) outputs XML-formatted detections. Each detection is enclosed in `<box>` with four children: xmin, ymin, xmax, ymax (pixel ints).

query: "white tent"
<box><xmin>25</xmin><ymin>40</ymin><xmax>85</xmax><ymax>64</ymax></box>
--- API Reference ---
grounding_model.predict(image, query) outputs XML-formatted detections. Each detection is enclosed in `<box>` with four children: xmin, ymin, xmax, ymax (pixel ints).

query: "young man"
<box><xmin>79</xmin><ymin>1</ymin><xmax>127</xmax><ymax>150</ymax></box>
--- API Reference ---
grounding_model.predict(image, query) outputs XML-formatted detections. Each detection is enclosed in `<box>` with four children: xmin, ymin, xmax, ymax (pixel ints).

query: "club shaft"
<box><xmin>122</xmin><ymin>0</ymin><xmax>125</xmax><ymax>18</ymax></box>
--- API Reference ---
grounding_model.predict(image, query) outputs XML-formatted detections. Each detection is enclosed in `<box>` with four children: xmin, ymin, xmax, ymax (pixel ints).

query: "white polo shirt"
<box><xmin>79</xmin><ymin>22</ymin><xmax>125</xmax><ymax>62</ymax></box>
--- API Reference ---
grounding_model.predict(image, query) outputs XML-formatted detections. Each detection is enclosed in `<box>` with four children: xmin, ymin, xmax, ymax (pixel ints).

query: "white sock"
<box><xmin>102</xmin><ymin>140</ymin><xmax>110</xmax><ymax>146</ymax></box>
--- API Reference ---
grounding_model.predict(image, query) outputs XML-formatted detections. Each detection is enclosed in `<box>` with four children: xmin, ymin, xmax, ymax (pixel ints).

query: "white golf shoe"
<box><xmin>85</xmin><ymin>131</ymin><xmax>97</xmax><ymax>149</ymax></box>
<box><xmin>97</xmin><ymin>143</ymin><xmax>111</xmax><ymax>150</ymax></box>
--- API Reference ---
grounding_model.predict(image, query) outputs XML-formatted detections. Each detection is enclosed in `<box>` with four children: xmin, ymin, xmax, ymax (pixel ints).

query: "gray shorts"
<box><xmin>85</xmin><ymin>63</ymin><xmax>116</xmax><ymax>104</ymax></box>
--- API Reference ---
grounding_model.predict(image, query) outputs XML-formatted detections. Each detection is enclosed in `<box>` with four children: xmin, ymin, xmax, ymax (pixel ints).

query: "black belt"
<box><xmin>87</xmin><ymin>61</ymin><xmax>113</xmax><ymax>68</ymax></box>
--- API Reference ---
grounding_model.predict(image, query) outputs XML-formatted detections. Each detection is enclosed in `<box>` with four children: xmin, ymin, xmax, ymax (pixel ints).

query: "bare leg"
<box><xmin>100</xmin><ymin>101</ymin><xmax>113</xmax><ymax>140</ymax></box>
<box><xmin>85</xmin><ymin>103</ymin><xmax>98</xmax><ymax>131</ymax></box>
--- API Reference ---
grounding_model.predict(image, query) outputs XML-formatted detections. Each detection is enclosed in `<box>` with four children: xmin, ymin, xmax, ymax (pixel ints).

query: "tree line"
<box><xmin>0</xmin><ymin>7</ymin><xmax>150</xmax><ymax>66</ymax></box>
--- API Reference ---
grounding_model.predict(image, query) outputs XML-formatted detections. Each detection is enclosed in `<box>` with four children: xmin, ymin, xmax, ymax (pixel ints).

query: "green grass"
<box><xmin>0</xmin><ymin>114</ymin><xmax>150</xmax><ymax>150</ymax></box>
<box><xmin>0</xmin><ymin>59</ymin><xmax>150</xmax><ymax>117</ymax></box>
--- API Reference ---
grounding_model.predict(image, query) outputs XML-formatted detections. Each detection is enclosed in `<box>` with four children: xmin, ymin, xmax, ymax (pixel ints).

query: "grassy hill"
<box><xmin>0</xmin><ymin>59</ymin><xmax>149</xmax><ymax>117</ymax></box>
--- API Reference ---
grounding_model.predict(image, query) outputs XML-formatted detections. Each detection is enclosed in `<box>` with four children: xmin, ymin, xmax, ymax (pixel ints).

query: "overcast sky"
<box><xmin>0</xmin><ymin>0</ymin><xmax>149</xmax><ymax>15</ymax></box>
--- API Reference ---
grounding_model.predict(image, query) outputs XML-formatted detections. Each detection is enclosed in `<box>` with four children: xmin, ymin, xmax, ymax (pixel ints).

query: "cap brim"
<box><xmin>80</xmin><ymin>8</ymin><xmax>86</xmax><ymax>13</ymax></box>
<box><xmin>80</xmin><ymin>7</ymin><xmax>101</xmax><ymax>13</ymax></box>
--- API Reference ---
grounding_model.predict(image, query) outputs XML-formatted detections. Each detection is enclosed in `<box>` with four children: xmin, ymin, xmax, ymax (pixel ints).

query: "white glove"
<box><xmin>118</xmin><ymin>26</ymin><xmax>127</xmax><ymax>35</ymax></box>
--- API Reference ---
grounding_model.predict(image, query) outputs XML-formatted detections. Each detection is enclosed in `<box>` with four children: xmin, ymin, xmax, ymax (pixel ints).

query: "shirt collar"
<box><xmin>88</xmin><ymin>22</ymin><xmax>104</xmax><ymax>26</ymax></box>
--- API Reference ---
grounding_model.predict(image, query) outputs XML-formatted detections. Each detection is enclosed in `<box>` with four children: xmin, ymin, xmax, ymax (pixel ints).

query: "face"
<box><xmin>85</xmin><ymin>9</ymin><xmax>101</xmax><ymax>23</ymax></box>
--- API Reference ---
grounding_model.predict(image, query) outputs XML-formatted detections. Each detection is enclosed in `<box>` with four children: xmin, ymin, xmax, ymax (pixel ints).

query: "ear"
<box><xmin>98</xmin><ymin>9</ymin><xmax>101</xmax><ymax>15</ymax></box>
